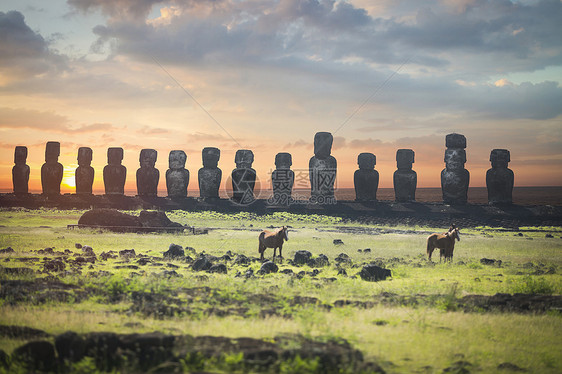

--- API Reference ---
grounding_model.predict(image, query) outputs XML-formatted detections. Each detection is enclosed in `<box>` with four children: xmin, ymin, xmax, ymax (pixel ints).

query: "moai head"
<box><xmin>314</xmin><ymin>132</ymin><xmax>333</xmax><ymax>159</ymax></box>
<box><xmin>45</xmin><ymin>141</ymin><xmax>60</xmax><ymax>163</ymax></box>
<box><xmin>396</xmin><ymin>149</ymin><xmax>415</xmax><ymax>170</ymax></box>
<box><xmin>78</xmin><ymin>147</ymin><xmax>93</xmax><ymax>166</ymax></box>
<box><xmin>107</xmin><ymin>147</ymin><xmax>124</xmax><ymax>165</ymax></box>
<box><xmin>357</xmin><ymin>153</ymin><xmax>376</xmax><ymax>170</ymax></box>
<box><xmin>235</xmin><ymin>149</ymin><xmax>254</xmax><ymax>169</ymax></box>
<box><xmin>490</xmin><ymin>149</ymin><xmax>510</xmax><ymax>169</ymax></box>
<box><xmin>14</xmin><ymin>146</ymin><xmax>27</xmax><ymax>165</ymax></box>
<box><xmin>445</xmin><ymin>133</ymin><xmax>467</xmax><ymax>149</ymax></box>
<box><xmin>444</xmin><ymin>149</ymin><xmax>466</xmax><ymax>170</ymax></box>
<box><xmin>202</xmin><ymin>147</ymin><xmax>220</xmax><ymax>168</ymax></box>
<box><xmin>275</xmin><ymin>153</ymin><xmax>292</xmax><ymax>169</ymax></box>
<box><xmin>169</xmin><ymin>150</ymin><xmax>187</xmax><ymax>169</ymax></box>
<box><xmin>139</xmin><ymin>149</ymin><xmax>157</xmax><ymax>168</ymax></box>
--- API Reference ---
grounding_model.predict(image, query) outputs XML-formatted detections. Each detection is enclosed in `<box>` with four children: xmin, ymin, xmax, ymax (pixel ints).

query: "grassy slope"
<box><xmin>0</xmin><ymin>208</ymin><xmax>561</xmax><ymax>373</ymax></box>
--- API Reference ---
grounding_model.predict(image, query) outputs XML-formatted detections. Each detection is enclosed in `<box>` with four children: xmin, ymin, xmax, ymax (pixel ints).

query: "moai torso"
<box><xmin>354</xmin><ymin>152</ymin><xmax>379</xmax><ymax>201</ymax></box>
<box><xmin>198</xmin><ymin>147</ymin><xmax>222</xmax><ymax>199</ymax></box>
<box><xmin>309</xmin><ymin>132</ymin><xmax>337</xmax><ymax>202</ymax></box>
<box><xmin>486</xmin><ymin>149</ymin><xmax>514</xmax><ymax>205</ymax></box>
<box><xmin>441</xmin><ymin>133</ymin><xmax>470</xmax><ymax>205</ymax></box>
<box><xmin>12</xmin><ymin>146</ymin><xmax>30</xmax><ymax>195</ymax></box>
<box><xmin>103</xmin><ymin>147</ymin><xmax>126</xmax><ymax>195</ymax></box>
<box><xmin>136</xmin><ymin>149</ymin><xmax>159</xmax><ymax>196</ymax></box>
<box><xmin>75</xmin><ymin>147</ymin><xmax>94</xmax><ymax>194</ymax></box>
<box><xmin>393</xmin><ymin>149</ymin><xmax>417</xmax><ymax>202</ymax></box>
<box><xmin>271</xmin><ymin>152</ymin><xmax>294</xmax><ymax>205</ymax></box>
<box><xmin>41</xmin><ymin>141</ymin><xmax>63</xmax><ymax>195</ymax></box>
<box><xmin>231</xmin><ymin>149</ymin><xmax>256</xmax><ymax>204</ymax></box>
<box><xmin>166</xmin><ymin>150</ymin><xmax>189</xmax><ymax>198</ymax></box>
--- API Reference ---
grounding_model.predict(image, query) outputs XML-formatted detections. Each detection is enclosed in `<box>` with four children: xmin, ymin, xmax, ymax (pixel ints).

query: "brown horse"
<box><xmin>426</xmin><ymin>225</ymin><xmax>461</xmax><ymax>262</ymax></box>
<box><xmin>258</xmin><ymin>226</ymin><xmax>288</xmax><ymax>261</ymax></box>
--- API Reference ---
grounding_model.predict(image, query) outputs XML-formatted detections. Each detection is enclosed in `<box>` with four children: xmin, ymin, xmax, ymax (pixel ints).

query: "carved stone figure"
<box><xmin>75</xmin><ymin>147</ymin><xmax>94</xmax><ymax>195</ymax></box>
<box><xmin>441</xmin><ymin>133</ymin><xmax>469</xmax><ymax>205</ymax></box>
<box><xmin>136</xmin><ymin>149</ymin><xmax>159</xmax><ymax>196</ymax></box>
<box><xmin>41</xmin><ymin>141</ymin><xmax>63</xmax><ymax>195</ymax></box>
<box><xmin>354</xmin><ymin>153</ymin><xmax>379</xmax><ymax>201</ymax></box>
<box><xmin>198</xmin><ymin>147</ymin><xmax>222</xmax><ymax>199</ymax></box>
<box><xmin>309</xmin><ymin>132</ymin><xmax>337</xmax><ymax>203</ymax></box>
<box><xmin>231</xmin><ymin>149</ymin><xmax>256</xmax><ymax>204</ymax></box>
<box><xmin>166</xmin><ymin>150</ymin><xmax>189</xmax><ymax>198</ymax></box>
<box><xmin>12</xmin><ymin>146</ymin><xmax>30</xmax><ymax>195</ymax></box>
<box><xmin>393</xmin><ymin>149</ymin><xmax>417</xmax><ymax>202</ymax></box>
<box><xmin>103</xmin><ymin>147</ymin><xmax>126</xmax><ymax>195</ymax></box>
<box><xmin>271</xmin><ymin>152</ymin><xmax>294</xmax><ymax>205</ymax></box>
<box><xmin>486</xmin><ymin>149</ymin><xmax>514</xmax><ymax>205</ymax></box>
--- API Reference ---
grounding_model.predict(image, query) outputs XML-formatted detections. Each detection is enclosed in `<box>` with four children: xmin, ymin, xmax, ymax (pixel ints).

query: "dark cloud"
<box><xmin>0</xmin><ymin>10</ymin><xmax>67</xmax><ymax>78</ymax></box>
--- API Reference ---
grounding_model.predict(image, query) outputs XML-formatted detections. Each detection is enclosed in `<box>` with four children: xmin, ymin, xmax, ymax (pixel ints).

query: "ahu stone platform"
<box><xmin>1</xmin><ymin>193</ymin><xmax>561</xmax><ymax>229</ymax></box>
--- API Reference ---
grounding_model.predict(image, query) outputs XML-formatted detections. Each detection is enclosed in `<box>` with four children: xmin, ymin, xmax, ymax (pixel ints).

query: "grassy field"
<box><xmin>0</xmin><ymin>208</ymin><xmax>561</xmax><ymax>373</ymax></box>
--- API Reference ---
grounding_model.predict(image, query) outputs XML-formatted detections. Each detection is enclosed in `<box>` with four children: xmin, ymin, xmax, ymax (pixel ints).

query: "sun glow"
<box><xmin>62</xmin><ymin>165</ymin><xmax>76</xmax><ymax>190</ymax></box>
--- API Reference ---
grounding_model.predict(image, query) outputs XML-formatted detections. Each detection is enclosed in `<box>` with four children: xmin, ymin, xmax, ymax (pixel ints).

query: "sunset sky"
<box><xmin>1</xmin><ymin>0</ymin><xmax>561</xmax><ymax>194</ymax></box>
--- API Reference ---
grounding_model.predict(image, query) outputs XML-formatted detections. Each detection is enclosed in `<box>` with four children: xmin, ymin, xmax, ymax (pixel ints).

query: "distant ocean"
<box><xmin>2</xmin><ymin>187</ymin><xmax>561</xmax><ymax>206</ymax></box>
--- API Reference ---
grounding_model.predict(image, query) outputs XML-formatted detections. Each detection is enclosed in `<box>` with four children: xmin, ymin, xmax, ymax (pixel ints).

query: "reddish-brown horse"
<box><xmin>259</xmin><ymin>226</ymin><xmax>288</xmax><ymax>261</ymax></box>
<box><xmin>426</xmin><ymin>225</ymin><xmax>461</xmax><ymax>262</ymax></box>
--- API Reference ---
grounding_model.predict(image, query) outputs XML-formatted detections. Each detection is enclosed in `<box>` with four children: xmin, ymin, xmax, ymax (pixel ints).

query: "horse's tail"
<box><xmin>258</xmin><ymin>232</ymin><xmax>266</xmax><ymax>253</ymax></box>
<box><xmin>426</xmin><ymin>235</ymin><xmax>435</xmax><ymax>259</ymax></box>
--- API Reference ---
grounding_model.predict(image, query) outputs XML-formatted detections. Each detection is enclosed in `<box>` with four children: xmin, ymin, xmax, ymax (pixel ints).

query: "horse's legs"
<box><xmin>259</xmin><ymin>243</ymin><xmax>265</xmax><ymax>261</ymax></box>
<box><xmin>272</xmin><ymin>247</ymin><xmax>277</xmax><ymax>261</ymax></box>
<box><xmin>278</xmin><ymin>244</ymin><xmax>283</xmax><ymax>260</ymax></box>
<box><xmin>427</xmin><ymin>243</ymin><xmax>435</xmax><ymax>261</ymax></box>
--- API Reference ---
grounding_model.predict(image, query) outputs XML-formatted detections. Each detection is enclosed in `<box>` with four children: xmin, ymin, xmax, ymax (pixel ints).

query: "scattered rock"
<box><xmin>192</xmin><ymin>256</ymin><xmax>213</xmax><ymax>272</ymax></box>
<box><xmin>358</xmin><ymin>265</ymin><xmax>391</xmax><ymax>282</ymax></box>
<box><xmin>163</xmin><ymin>244</ymin><xmax>184</xmax><ymax>259</ymax></box>
<box><xmin>75</xmin><ymin>243</ymin><xmax>82</xmax><ymax>249</ymax></box>
<box><xmin>259</xmin><ymin>261</ymin><xmax>278</xmax><ymax>274</ymax></box>
<box><xmin>12</xmin><ymin>340</ymin><xmax>56</xmax><ymax>372</ymax></box>
<box><xmin>44</xmin><ymin>259</ymin><xmax>65</xmax><ymax>272</ymax></box>
<box><xmin>363</xmin><ymin>248</ymin><xmax>371</xmax><ymax>253</ymax></box>
<box><xmin>55</xmin><ymin>331</ymin><xmax>86</xmax><ymax>363</ymax></box>
<box><xmin>234</xmin><ymin>254</ymin><xmax>250</xmax><ymax>265</ymax></box>
<box><xmin>442</xmin><ymin>360</ymin><xmax>473</xmax><ymax>373</ymax></box>
<box><xmin>333</xmin><ymin>239</ymin><xmax>344</xmax><ymax>245</ymax></box>
<box><xmin>337</xmin><ymin>268</ymin><xmax>347</xmax><ymax>276</ymax></box>
<box><xmin>208</xmin><ymin>264</ymin><xmax>227</xmax><ymax>274</ymax></box>
<box><xmin>82</xmin><ymin>245</ymin><xmax>95</xmax><ymax>256</ymax></box>
<box><xmin>100</xmin><ymin>251</ymin><xmax>118</xmax><ymax>260</ymax></box>
<box><xmin>545</xmin><ymin>234</ymin><xmax>554</xmax><ymax>238</ymax></box>
<box><xmin>293</xmin><ymin>250</ymin><xmax>312</xmax><ymax>265</ymax></box>
<box><xmin>497</xmin><ymin>362</ymin><xmax>526</xmax><ymax>371</ymax></box>
<box><xmin>119</xmin><ymin>249</ymin><xmax>136</xmax><ymax>259</ymax></box>
<box><xmin>335</xmin><ymin>253</ymin><xmax>352</xmax><ymax>264</ymax></box>
<box><xmin>161</xmin><ymin>270</ymin><xmax>181</xmax><ymax>278</ymax></box>
<box><xmin>0</xmin><ymin>247</ymin><xmax>14</xmax><ymax>254</ymax></box>
<box><xmin>480</xmin><ymin>258</ymin><xmax>502</xmax><ymax>266</ymax></box>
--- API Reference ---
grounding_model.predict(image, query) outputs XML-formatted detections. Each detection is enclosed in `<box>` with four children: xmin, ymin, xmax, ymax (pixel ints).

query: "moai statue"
<box><xmin>393</xmin><ymin>149</ymin><xmax>417</xmax><ymax>202</ymax></box>
<box><xmin>12</xmin><ymin>146</ymin><xmax>30</xmax><ymax>195</ymax></box>
<box><xmin>136</xmin><ymin>149</ymin><xmax>159</xmax><ymax>196</ymax></box>
<box><xmin>271</xmin><ymin>152</ymin><xmax>294</xmax><ymax>205</ymax></box>
<box><xmin>41</xmin><ymin>141</ymin><xmax>63</xmax><ymax>195</ymax></box>
<box><xmin>231</xmin><ymin>149</ymin><xmax>256</xmax><ymax>204</ymax></box>
<box><xmin>354</xmin><ymin>153</ymin><xmax>379</xmax><ymax>201</ymax></box>
<box><xmin>166</xmin><ymin>150</ymin><xmax>189</xmax><ymax>198</ymax></box>
<box><xmin>103</xmin><ymin>147</ymin><xmax>126</xmax><ymax>195</ymax></box>
<box><xmin>75</xmin><ymin>147</ymin><xmax>94</xmax><ymax>195</ymax></box>
<box><xmin>486</xmin><ymin>149</ymin><xmax>514</xmax><ymax>205</ymax></box>
<box><xmin>441</xmin><ymin>133</ymin><xmax>470</xmax><ymax>205</ymax></box>
<box><xmin>198</xmin><ymin>147</ymin><xmax>222</xmax><ymax>199</ymax></box>
<box><xmin>309</xmin><ymin>132</ymin><xmax>337</xmax><ymax>203</ymax></box>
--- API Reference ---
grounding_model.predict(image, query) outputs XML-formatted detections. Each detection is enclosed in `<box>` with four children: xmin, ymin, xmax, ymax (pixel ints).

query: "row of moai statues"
<box><xmin>11</xmin><ymin>132</ymin><xmax>514</xmax><ymax>205</ymax></box>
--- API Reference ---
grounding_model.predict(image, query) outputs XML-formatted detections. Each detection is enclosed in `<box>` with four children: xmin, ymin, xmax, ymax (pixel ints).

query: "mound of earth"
<box><xmin>78</xmin><ymin>209</ymin><xmax>182</xmax><ymax>228</ymax></box>
<box><xmin>6</xmin><ymin>331</ymin><xmax>383</xmax><ymax>373</ymax></box>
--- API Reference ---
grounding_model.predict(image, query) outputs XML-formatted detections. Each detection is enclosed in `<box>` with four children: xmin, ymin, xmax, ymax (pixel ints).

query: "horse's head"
<box><xmin>282</xmin><ymin>226</ymin><xmax>289</xmax><ymax>241</ymax></box>
<box><xmin>452</xmin><ymin>227</ymin><xmax>460</xmax><ymax>241</ymax></box>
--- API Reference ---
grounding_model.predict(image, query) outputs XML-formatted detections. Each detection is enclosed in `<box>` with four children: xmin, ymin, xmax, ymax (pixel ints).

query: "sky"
<box><xmin>1</xmin><ymin>0</ymin><xmax>561</xmax><ymax>195</ymax></box>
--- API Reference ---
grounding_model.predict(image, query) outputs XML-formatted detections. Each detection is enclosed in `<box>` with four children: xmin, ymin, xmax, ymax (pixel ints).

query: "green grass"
<box><xmin>0</xmin><ymin>208</ymin><xmax>561</xmax><ymax>373</ymax></box>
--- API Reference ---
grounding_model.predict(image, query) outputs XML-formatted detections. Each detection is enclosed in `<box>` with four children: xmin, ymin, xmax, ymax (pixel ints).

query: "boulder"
<box><xmin>208</xmin><ymin>264</ymin><xmax>228</xmax><ymax>274</ymax></box>
<box><xmin>259</xmin><ymin>261</ymin><xmax>279</xmax><ymax>274</ymax></box>
<box><xmin>82</xmin><ymin>245</ymin><xmax>95</xmax><ymax>256</ymax></box>
<box><xmin>163</xmin><ymin>244</ymin><xmax>184</xmax><ymax>259</ymax></box>
<box><xmin>192</xmin><ymin>256</ymin><xmax>213</xmax><ymax>272</ymax></box>
<box><xmin>44</xmin><ymin>259</ymin><xmax>65</xmax><ymax>272</ymax></box>
<box><xmin>293</xmin><ymin>250</ymin><xmax>312</xmax><ymax>265</ymax></box>
<box><xmin>119</xmin><ymin>249</ymin><xmax>136</xmax><ymax>259</ymax></box>
<box><xmin>78</xmin><ymin>209</ymin><xmax>142</xmax><ymax>227</ymax></box>
<box><xmin>55</xmin><ymin>331</ymin><xmax>86</xmax><ymax>363</ymax></box>
<box><xmin>358</xmin><ymin>264</ymin><xmax>391</xmax><ymax>282</ymax></box>
<box><xmin>12</xmin><ymin>340</ymin><xmax>56</xmax><ymax>372</ymax></box>
<box><xmin>334</xmin><ymin>253</ymin><xmax>352</xmax><ymax>264</ymax></box>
